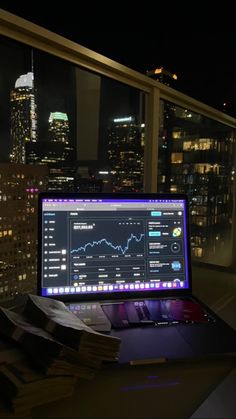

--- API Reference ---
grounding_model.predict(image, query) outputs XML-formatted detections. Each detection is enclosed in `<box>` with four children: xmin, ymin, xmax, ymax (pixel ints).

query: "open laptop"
<box><xmin>37</xmin><ymin>192</ymin><xmax>236</xmax><ymax>362</ymax></box>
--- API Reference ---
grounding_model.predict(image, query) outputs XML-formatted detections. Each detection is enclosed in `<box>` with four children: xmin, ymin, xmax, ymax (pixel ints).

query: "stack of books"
<box><xmin>0</xmin><ymin>295</ymin><xmax>121</xmax><ymax>417</ymax></box>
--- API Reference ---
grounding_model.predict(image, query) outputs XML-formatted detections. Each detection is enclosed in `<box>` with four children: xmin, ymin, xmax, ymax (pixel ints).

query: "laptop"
<box><xmin>37</xmin><ymin>192</ymin><xmax>236</xmax><ymax>363</ymax></box>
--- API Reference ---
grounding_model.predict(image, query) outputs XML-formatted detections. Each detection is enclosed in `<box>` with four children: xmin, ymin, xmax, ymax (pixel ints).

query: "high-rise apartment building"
<box><xmin>158</xmin><ymin>102</ymin><xmax>234</xmax><ymax>263</ymax></box>
<box><xmin>10</xmin><ymin>72</ymin><xmax>37</xmax><ymax>164</ymax></box>
<box><xmin>107</xmin><ymin>116</ymin><xmax>144</xmax><ymax>192</ymax></box>
<box><xmin>0</xmin><ymin>163</ymin><xmax>48</xmax><ymax>301</ymax></box>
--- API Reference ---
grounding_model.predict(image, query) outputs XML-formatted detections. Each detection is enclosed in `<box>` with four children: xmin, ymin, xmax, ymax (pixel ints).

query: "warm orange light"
<box><xmin>147</xmin><ymin>67</ymin><xmax>178</xmax><ymax>81</ymax></box>
<box><xmin>154</xmin><ymin>68</ymin><xmax>163</xmax><ymax>74</ymax></box>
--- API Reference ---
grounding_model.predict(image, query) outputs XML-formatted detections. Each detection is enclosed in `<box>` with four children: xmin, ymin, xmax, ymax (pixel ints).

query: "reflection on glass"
<box><xmin>158</xmin><ymin>100</ymin><xmax>236</xmax><ymax>266</ymax></box>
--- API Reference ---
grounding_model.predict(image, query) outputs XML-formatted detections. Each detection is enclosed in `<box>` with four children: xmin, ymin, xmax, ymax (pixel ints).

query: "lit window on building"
<box><xmin>193</xmin><ymin>247</ymin><xmax>203</xmax><ymax>257</ymax></box>
<box><xmin>192</xmin><ymin>216</ymin><xmax>207</xmax><ymax>226</ymax></box>
<box><xmin>194</xmin><ymin>164</ymin><xmax>212</xmax><ymax>174</ymax></box>
<box><xmin>171</xmin><ymin>153</ymin><xmax>183</xmax><ymax>164</ymax></box>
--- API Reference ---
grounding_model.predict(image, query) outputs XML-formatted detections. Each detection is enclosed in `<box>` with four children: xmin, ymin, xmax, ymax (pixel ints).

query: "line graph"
<box><xmin>70</xmin><ymin>219</ymin><xmax>145</xmax><ymax>257</ymax></box>
<box><xmin>71</xmin><ymin>233</ymin><xmax>144</xmax><ymax>255</ymax></box>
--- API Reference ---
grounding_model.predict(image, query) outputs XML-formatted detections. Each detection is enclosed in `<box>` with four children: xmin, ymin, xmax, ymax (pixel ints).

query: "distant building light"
<box><xmin>26</xmin><ymin>188</ymin><xmax>39</xmax><ymax>193</ymax></box>
<box><xmin>113</xmin><ymin>117</ymin><xmax>132</xmax><ymax>123</ymax></box>
<box><xmin>147</xmin><ymin>67</ymin><xmax>178</xmax><ymax>81</ymax></box>
<box><xmin>154</xmin><ymin>68</ymin><xmax>163</xmax><ymax>74</ymax></box>
<box><xmin>15</xmin><ymin>72</ymin><xmax>34</xmax><ymax>88</ymax></box>
<box><xmin>99</xmin><ymin>171</ymin><xmax>109</xmax><ymax>175</ymax></box>
<box><xmin>49</xmin><ymin>112</ymin><xmax>69</xmax><ymax>123</ymax></box>
<box><xmin>141</xmin><ymin>123</ymin><xmax>145</xmax><ymax>128</ymax></box>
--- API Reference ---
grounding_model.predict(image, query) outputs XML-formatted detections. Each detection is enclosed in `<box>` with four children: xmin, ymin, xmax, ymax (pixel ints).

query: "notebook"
<box><xmin>37</xmin><ymin>192</ymin><xmax>236</xmax><ymax>362</ymax></box>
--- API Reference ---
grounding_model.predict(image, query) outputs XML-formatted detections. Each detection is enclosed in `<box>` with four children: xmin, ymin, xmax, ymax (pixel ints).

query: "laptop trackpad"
<box><xmin>112</xmin><ymin>326</ymin><xmax>195</xmax><ymax>363</ymax></box>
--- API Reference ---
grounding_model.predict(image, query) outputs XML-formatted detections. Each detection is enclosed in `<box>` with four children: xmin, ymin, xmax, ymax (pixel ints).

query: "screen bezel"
<box><xmin>37</xmin><ymin>192</ymin><xmax>192</xmax><ymax>301</ymax></box>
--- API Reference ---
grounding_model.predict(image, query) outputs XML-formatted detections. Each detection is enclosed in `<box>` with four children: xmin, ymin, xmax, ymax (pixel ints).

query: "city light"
<box><xmin>113</xmin><ymin>117</ymin><xmax>132</xmax><ymax>123</ymax></box>
<box><xmin>48</xmin><ymin>112</ymin><xmax>69</xmax><ymax>123</ymax></box>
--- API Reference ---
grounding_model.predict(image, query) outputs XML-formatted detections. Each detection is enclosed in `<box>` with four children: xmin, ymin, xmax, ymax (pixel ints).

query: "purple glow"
<box><xmin>121</xmin><ymin>380</ymin><xmax>180</xmax><ymax>392</ymax></box>
<box><xmin>26</xmin><ymin>188</ymin><xmax>39</xmax><ymax>193</ymax></box>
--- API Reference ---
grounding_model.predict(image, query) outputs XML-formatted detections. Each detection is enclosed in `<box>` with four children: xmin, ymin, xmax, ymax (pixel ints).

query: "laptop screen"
<box><xmin>38</xmin><ymin>193</ymin><xmax>192</xmax><ymax>301</ymax></box>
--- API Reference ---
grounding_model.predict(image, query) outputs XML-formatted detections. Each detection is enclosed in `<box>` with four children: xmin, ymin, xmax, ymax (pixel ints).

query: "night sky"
<box><xmin>1</xmin><ymin>2</ymin><xmax>236</xmax><ymax>116</ymax></box>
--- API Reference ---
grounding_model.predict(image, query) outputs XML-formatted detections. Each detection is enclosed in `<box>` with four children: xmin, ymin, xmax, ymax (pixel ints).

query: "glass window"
<box><xmin>0</xmin><ymin>34</ymin><xmax>145</xmax><ymax>301</ymax></box>
<box><xmin>158</xmin><ymin>100</ymin><xmax>236</xmax><ymax>266</ymax></box>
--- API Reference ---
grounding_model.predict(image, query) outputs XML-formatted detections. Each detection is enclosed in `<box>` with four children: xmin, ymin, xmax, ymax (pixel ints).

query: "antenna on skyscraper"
<box><xmin>31</xmin><ymin>48</ymin><xmax>34</xmax><ymax>87</ymax></box>
<box><xmin>31</xmin><ymin>48</ymin><xmax>34</xmax><ymax>72</ymax></box>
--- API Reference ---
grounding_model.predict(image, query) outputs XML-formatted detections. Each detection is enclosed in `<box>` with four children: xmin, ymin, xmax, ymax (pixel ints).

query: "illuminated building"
<box><xmin>158</xmin><ymin>102</ymin><xmax>234</xmax><ymax>262</ymax></box>
<box><xmin>46</xmin><ymin>166</ymin><xmax>75</xmax><ymax>191</ymax></box>
<box><xmin>0</xmin><ymin>163</ymin><xmax>48</xmax><ymax>300</ymax></box>
<box><xmin>47</xmin><ymin>112</ymin><xmax>75</xmax><ymax>190</ymax></box>
<box><xmin>10</xmin><ymin>72</ymin><xmax>37</xmax><ymax>164</ymax></box>
<box><xmin>26</xmin><ymin>111</ymin><xmax>75</xmax><ymax>191</ymax></box>
<box><xmin>48</xmin><ymin>112</ymin><xmax>69</xmax><ymax>144</ymax></box>
<box><xmin>107</xmin><ymin>116</ymin><xmax>144</xmax><ymax>192</ymax></box>
<box><xmin>26</xmin><ymin>142</ymin><xmax>74</xmax><ymax>165</ymax></box>
<box><xmin>146</xmin><ymin>67</ymin><xmax>178</xmax><ymax>87</ymax></box>
<box><xmin>27</xmin><ymin>111</ymin><xmax>72</xmax><ymax>165</ymax></box>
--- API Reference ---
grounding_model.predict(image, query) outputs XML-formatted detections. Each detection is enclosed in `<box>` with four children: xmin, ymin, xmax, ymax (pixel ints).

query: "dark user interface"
<box><xmin>41</xmin><ymin>199</ymin><xmax>189</xmax><ymax>296</ymax></box>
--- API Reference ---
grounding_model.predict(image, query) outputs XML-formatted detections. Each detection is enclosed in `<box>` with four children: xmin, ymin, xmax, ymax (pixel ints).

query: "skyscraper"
<box><xmin>48</xmin><ymin>112</ymin><xmax>69</xmax><ymax>143</ymax></box>
<box><xmin>10</xmin><ymin>72</ymin><xmax>37</xmax><ymax>164</ymax></box>
<box><xmin>46</xmin><ymin>112</ymin><xmax>73</xmax><ymax>166</ymax></box>
<box><xmin>46</xmin><ymin>111</ymin><xmax>75</xmax><ymax>191</ymax></box>
<box><xmin>27</xmin><ymin>111</ymin><xmax>73</xmax><ymax>165</ymax></box>
<box><xmin>26</xmin><ymin>110</ymin><xmax>75</xmax><ymax>191</ymax></box>
<box><xmin>107</xmin><ymin>116</ymin><xmax>144</xmax><ymax>192</ymax></box>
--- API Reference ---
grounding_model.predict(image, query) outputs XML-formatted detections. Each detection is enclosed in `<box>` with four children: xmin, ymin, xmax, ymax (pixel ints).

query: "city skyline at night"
<box><xmin>0</xmin><ymin>32</ymin><xmax>145</xmax><ymax>300</ymax></box>
<box><xmin>0</xmin><ymin>38</ymin><xmax>76</xmax><ymax>162</ymax></box>
<box><xmin>0</xmin><ymin>34</ymin><xmax>141</xmax><ymax>166</ymax></box>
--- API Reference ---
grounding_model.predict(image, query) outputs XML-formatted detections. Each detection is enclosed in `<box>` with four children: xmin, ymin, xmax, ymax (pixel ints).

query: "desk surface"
<box><xmin>191</xmin><ymin>366</ymin><xmax>236</xmax><ymax>418</ymax></box>
<box><xmin>31</xmin><ymin>357</ymin><xmax>236</xmax><ymax>419</ymax></box>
